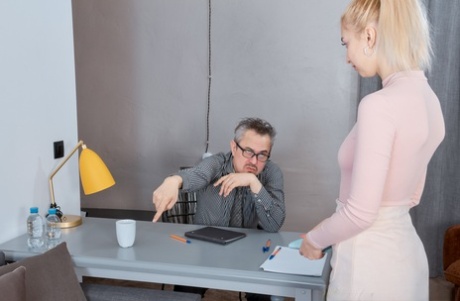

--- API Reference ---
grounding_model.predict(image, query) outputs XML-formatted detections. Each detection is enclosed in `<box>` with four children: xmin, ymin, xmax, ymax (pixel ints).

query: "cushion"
<box><xmin>0</xmin><ymin>242</ymin><xmax>87</xmax><ymax>301</ymax></box>
<box><xmin>446</xmin><ymin>259</ymin><xmax>460</xmax><ymax>285</ymax></box>
<box><xmin>0</xmin><ymin>266</ymin><xmax>26</xmax><ymax>301</ymax></box>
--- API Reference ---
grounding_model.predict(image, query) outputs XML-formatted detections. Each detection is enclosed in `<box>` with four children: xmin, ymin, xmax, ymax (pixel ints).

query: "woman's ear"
<box><xmin>364</xmin><ymin>26</ymin><xmax>377</xmax><ymax>48</ymax></box>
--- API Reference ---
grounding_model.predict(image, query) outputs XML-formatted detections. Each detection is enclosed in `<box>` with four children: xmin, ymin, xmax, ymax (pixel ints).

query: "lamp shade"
<box><xmin>79</xmin><ymin>145</ymin><xmax>115</xmax><ymax>195</ymax></box>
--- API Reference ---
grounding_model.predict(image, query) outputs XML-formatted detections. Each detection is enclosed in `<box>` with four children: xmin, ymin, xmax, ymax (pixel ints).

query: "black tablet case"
<box><xmin>184</xmin><ymin>226</ymin><xmax>246</xmax><ymax>245</ymax></box>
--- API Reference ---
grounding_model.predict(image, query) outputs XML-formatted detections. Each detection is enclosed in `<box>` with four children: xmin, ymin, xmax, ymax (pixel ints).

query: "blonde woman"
<box><xmin>300</xmin><ymin>0</ymin><xmax>445</xmax><ymax>300</ymax></box>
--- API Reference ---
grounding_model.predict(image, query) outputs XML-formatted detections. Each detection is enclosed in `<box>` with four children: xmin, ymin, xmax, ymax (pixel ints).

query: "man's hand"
<box><xmin>213</xmin><ymin>173</ymin><xmax>262</xmax><ymax>197</ymax></box>
<box><xmin>152</xmin><ymin>175</ymin><xmax>183</xmax><ymax>222</ymax></box>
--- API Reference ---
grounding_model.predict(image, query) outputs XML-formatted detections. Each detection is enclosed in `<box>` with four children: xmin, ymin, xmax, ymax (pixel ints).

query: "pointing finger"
<box><xmin>152</xmin><ymin>210</ymin><xmax>163</xmax><ymax>222</ymax></box>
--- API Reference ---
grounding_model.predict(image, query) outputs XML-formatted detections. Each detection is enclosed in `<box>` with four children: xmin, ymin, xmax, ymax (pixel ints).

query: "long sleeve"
<box><xmin>251</xmin><ymin>161</ymin><xmax>285</xmax><ymax>232</ymax></box>
<box><xmin>177</xmin><ymin>152</ymin><xmax>285</xmax><ymax>232</ymax></box>
<box><xmin>307</xmin><ymin>95</ymin><xmax>395</xmax><ymax>248</ymax></box>
<box><xmin>307</xmin><ymin>71</ymin><xmax>445</xmax><ymax>249</ymax></box>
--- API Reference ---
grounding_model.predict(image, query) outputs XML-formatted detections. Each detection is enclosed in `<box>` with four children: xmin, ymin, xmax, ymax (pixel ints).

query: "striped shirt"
<box><xmin>177</xmin><ymin>152</ymin><xmax>285</xmax><ymax>232</ymax></box>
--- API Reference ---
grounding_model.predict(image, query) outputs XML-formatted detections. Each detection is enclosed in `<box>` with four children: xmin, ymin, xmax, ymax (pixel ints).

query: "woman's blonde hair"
<box><xmin>341</xmin><ymin>0</ymin><xmax>432</xmax><ymax>71</ymax></box>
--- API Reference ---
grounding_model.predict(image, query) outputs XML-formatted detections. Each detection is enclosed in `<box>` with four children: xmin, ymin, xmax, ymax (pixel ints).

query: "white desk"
<box><xmin>0</xmin><ymin>217</ymin><xmax>330</xmax><ymax>301</ymax></box>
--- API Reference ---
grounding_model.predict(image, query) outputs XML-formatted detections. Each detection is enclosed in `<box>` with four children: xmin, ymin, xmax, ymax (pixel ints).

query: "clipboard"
<box><xmin>184</xmin><ymin>226</ymin><xmax>246</xmax><ymax>245</ymax></box>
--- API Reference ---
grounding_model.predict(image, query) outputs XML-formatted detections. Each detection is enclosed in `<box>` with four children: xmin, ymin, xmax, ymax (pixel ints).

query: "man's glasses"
<box><xmin>234</xmin><ymin>140</ymin><xmax>270</xmax><ymax>162</ymax></box>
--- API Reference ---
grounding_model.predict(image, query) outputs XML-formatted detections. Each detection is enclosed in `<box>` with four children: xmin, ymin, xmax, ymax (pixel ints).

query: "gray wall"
<box><xmin>0</xmin><ymin>0</ymin><xmax>79</xmax><ymax>243</ymax></box>
<box><xmin>74</xmin><ymin>0</ymin><xmax>358</xmax><ymax>232</ymax></box>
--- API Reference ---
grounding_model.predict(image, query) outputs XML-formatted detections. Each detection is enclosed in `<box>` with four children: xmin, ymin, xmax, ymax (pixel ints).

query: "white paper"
<box><xmin>260</xmin><ymin>246</ymin><xmax>327</xmax><ymax>276</ymax></box>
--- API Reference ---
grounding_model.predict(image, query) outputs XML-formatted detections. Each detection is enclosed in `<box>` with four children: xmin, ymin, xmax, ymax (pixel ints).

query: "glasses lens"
<box><xmin>236</xmin><ymin>141</ymin><xmax>269</xmax><ymax>162</ymax></box>
<box><xmin>242</xmin><ymin>149</ymin><xmax>255</xmax><ymax>159</ymax></box>
<box><xmin>257</xmin><ymin>154</ymin><xmax>269</xmax><ymax>162</ymax></box>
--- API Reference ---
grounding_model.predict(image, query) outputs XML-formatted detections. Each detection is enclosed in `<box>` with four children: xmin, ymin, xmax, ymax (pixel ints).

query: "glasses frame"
<box><xmin>234</xmin><ymin>140</ymin><xmax>270</xmax><ymax>162</ymax></box>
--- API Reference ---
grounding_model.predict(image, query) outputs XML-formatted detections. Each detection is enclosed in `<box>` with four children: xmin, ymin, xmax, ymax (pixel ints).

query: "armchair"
<box><xmin>443</xmin><ymin>224</ymin><xmax>460</xmax><ymax>301</ymax></box>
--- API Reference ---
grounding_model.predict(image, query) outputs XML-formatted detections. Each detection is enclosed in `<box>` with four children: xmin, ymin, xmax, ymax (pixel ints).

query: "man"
<box><xmin>152</xmin><ymin>117</ymin><xmax>285</xmax><ymax>301</ymax></box>
<box><xmin>152</xmin><ymin>117</ymin><xmax>285</xmax><ymax>232</ymax></box>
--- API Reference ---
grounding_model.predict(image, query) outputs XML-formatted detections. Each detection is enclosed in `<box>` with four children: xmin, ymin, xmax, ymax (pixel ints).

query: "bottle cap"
<box><xmin>30</xmin><ymin>207</ymin><xmax>39</xmax><ymax>214</ymax></box>
<box><xmin>48</xmin><ymin>208</ymin><xmax>57</xmax><ymax>215</ymax></box>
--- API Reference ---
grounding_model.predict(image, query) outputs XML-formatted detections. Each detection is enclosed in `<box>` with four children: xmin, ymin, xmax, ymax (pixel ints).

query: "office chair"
<box><xmin>161</xmin><ymin>190</ymin><xmax>197</xmax><ymax>224</ymax></box>
<box><xmin>161</xmin><ymin>167</ymin><xmax>197</xmax><ymax>224</ymax></box>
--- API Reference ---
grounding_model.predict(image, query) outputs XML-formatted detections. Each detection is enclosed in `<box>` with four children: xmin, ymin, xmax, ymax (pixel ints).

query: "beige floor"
<box><xmin>84</xmin><ymin>276</ymin><xmax>454</xmax><ymax>301</ymax></box>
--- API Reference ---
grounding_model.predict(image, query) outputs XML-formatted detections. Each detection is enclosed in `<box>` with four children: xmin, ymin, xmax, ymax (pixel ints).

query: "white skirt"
<box><xmin>327</xmin><ymin>202</ymin><xmax>428</xmax><ymax>301</ymax></box>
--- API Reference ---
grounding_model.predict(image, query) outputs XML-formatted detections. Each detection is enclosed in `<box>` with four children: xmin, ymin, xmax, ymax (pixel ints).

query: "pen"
<box><xmin>170</xmin><ymin>234</ymin><xmax>191</xmax><ymax>244</ymax></box>
<box><xmin>269</xmin><ymin>246</ymin><xmax>282</xmax><ymax>260</ymax></box>
<box><xmin>262</xmin><ymin>239</ymin><xmax>271</xmax><ymax>253</ymax></box>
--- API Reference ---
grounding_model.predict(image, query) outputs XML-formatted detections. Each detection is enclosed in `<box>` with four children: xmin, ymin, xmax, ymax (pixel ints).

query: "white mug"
<box><xmin>116</xmin><ymin>219</ymin><xmax>136</xmax><ymax>248</ymax></box>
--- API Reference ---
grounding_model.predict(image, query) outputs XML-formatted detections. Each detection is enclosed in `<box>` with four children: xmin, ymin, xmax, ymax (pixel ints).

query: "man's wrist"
<box><xmin>249</xmin><ymin>177</ymin><xmax>262</xmax><ymax>194</ymax></box>
<box><xmin>167</xmin><ymin>175</ymin><xmax>183</xmax><ymax>189</ymax></box>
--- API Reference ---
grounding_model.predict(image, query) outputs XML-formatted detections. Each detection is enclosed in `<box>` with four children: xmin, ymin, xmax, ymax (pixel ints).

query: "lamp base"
<box><xmin>58</xmin><ymin>214</ymin><xmax>82</xmax><ymax>228</ymax></box>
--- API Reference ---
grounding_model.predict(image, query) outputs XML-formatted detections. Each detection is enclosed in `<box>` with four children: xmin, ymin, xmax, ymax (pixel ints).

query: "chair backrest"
<box><xmin>161</xmin><ymin>191</ymin><xmax>197</xmax><ymax>224</ymax></box>
<box><xmin>161</xmin><ymin>167</ymin><xmax>197</xmax><ymax>224</ymax></box>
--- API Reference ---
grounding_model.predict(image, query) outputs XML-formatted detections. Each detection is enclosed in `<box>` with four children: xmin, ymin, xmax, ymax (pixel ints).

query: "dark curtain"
<box><xmin>357</xmin><ymin>1</ymin><xmax>460</xmax><ymax>277</ymax></box>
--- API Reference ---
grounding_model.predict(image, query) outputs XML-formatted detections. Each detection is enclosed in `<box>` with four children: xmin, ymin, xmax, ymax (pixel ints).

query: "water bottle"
<box><xmin>46</xmin><ymin>208</ymin><xmax>61</xmax><ymax>248</ymax></box>
<box><xmin>27</xmin><ymin>207</ymin><xmax>44</xmax><ymax>249</ymax></box>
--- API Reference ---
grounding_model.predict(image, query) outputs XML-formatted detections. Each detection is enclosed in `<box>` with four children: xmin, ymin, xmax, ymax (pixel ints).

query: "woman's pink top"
<box><xmin>307</xmin><ymin>71</ymin><xmax>445</xmax><ymax>249</ymax></box>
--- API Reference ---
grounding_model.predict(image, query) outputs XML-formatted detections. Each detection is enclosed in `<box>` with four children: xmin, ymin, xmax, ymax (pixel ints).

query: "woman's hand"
<box><xmin>299</xmin><ymin>234</ymin><xmax>324</xmax><ymax>260</ymax></box>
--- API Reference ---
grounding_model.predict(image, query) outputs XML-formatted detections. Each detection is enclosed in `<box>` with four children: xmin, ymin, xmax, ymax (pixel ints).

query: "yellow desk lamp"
<box><xmin>48</xmin><ymin>140</ymin><xmax>115</xmax><ymax>228</ymax></box>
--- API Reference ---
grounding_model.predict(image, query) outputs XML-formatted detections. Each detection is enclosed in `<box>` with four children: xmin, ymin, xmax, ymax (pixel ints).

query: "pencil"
<box><xmin>170</xmin><ymin>234</ymin><xmax>191</xmax><ymax>244</ymax></box>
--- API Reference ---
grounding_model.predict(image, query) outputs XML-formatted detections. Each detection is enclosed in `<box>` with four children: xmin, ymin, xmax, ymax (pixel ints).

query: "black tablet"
<box><xmin>184</xmin><ymin>226</ymin><xmax>246</xmax><ymax>245</ymax></box>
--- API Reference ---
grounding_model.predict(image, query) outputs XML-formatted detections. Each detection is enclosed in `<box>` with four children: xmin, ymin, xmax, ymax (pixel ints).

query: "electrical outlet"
<box><xmin>54</xmin><ymin>141</ymin><xmax>64</xmax><ymax>159</ymax></box>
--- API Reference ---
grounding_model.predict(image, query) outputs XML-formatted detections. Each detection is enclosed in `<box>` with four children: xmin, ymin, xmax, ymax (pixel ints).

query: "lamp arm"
<box><xmin>48</xmin><ymin>140</ymin><xmax>85</xmax><ymax>206</ymax></box>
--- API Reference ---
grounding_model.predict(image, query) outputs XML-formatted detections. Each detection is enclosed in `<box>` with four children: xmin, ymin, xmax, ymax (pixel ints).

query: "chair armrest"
<box><xmin>443</xmin><ymin>224</ymin><xmax>460</xmax><ymax>270</ymax></box>
<box><xmin>445</xmin><ymin>259</ymin><xmax>460</xmax><ymax>286</ymax></box>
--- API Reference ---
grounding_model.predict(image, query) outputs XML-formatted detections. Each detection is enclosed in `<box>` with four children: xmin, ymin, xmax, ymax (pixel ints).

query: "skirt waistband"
<box><xmin>336</xmin><ymin>199</ymin><xmax>410</xmax><ymax>221</ymax></box>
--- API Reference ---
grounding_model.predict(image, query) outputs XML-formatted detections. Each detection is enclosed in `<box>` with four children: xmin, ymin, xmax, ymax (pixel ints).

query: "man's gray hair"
<box><xmin>234</xmin><ymin>117</ymin><xmax>276</xmax><ymax>147</ymax></box>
